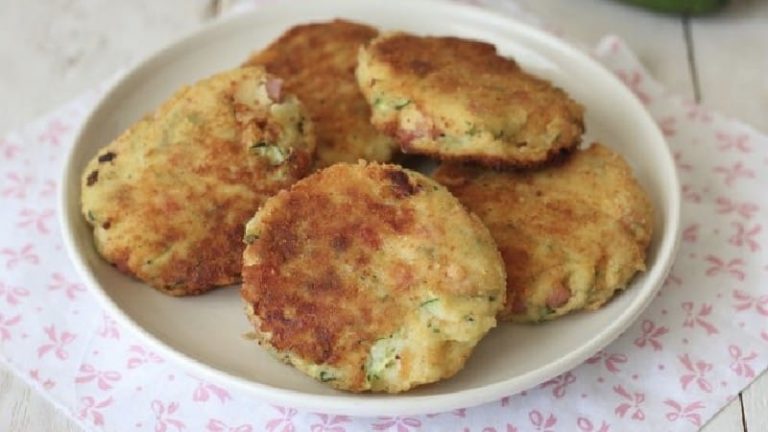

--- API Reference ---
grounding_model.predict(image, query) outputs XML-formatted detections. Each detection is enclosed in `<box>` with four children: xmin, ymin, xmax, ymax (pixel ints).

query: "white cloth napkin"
<box><xmin>1</xmin><ymin>2</ymin><xmax>767</xmax><ymax>431</ymax></box>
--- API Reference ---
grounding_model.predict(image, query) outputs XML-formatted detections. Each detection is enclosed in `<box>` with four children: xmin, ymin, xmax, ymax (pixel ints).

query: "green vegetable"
<box><xmin>249</xmin><ymin>142</ymin><xmax>289</xmax><ymax>165</ymax></box>
<box><xmin>615</xmin><ymin>0</ymin><xmax>727</xmax><ymax>14</ymax></box>
<box><xmin>319</xmin><ymin>371</ymin><xmax>336</xmax><ymax>382</ymax></box>
<box><xmin>541</xmin><ymin>306</ymin><xmax>556</xmax><ymax>317</ymax></box>
<box><xmin>393</xmin><ymin>99</ymin><xmax>411</xmax><ymax>110</ymax></box>
<box><xmin>420</xmin><ymin>298</ymin><xmax>439</xmax><ymax>307</ymax></box>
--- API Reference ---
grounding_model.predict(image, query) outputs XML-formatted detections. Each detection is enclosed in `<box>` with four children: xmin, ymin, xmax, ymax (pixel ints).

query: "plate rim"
<box><xmin>59</xmin><ymin>0</ymin><xmax>682</xmax><ymax>416</ymax></box>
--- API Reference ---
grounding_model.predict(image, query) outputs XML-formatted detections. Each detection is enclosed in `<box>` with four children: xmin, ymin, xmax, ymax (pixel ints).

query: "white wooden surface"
<box><xmin>0</xmin><ymin>0</ymin><xmax>765</xmax><ymax>430</ymax></box>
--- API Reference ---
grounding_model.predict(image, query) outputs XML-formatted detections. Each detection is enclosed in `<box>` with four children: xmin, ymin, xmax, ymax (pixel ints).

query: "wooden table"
<box><xmin>0</xmin><ymin>0</ymin><xmax>765</xmax><ymax>430</ymax></box>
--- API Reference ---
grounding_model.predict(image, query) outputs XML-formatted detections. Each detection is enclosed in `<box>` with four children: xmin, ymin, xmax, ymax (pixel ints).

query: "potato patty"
<box><xmin>357</xmin><ymin>32</ymin><xmax>584</xmax><ymax>168</ymax></box>
<box><xmin>434</xmin><ymin>144</ymin><xmax>653</xmax><ymax>322</ymax></box>
<box><xmin>81</xmin><ymin>67</ymin><xmax>315</xmax><ymax>295</ymax></box>
<box><xmin>244</xmin><ymin>20</ymin><xmax>396</xmax><ymax>168</ymax></box>
<box><xmin>241</xmin><ymin>162</ymin><xmax>505</xmax><ymax>392</ymax></box>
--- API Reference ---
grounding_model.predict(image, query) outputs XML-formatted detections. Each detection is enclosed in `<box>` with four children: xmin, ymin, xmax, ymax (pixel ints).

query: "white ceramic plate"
<box><xmin>60</xmin><ymin>0</ymin><xmax>680</xmax><ymax>416</ymax></box>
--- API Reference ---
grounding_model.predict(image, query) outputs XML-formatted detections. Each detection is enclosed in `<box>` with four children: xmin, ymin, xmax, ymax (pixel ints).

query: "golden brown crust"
<box><xmin>357</xmin><ymin>33</ymin><xmax>584</xmax><ymax>168</ymax></box>
<box><xmin>81</xmin><ymin>67</ymin><xmax>315</xmax><ymax>295</ymax></box>
<box><xmin>434</xmin><ymin>143</ymin><xmax>654</xmax><ymax>322</ymax></box>
<box><xmin>244</xmin><ymin>20</ymin><xmax>396</xmax><ymax>168</ymax></box>
<box><xmin>241</xmin><ymin>162</ymin><xmax>505</xmax><ymax>392</ymax></box>
<box><xmin>397</xmin><ymin>140</ymin><xmax>577</xmax><ymax>170</ymax></box>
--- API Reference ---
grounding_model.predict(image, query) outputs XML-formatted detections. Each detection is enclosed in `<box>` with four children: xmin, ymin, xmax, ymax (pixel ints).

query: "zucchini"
<box><xmin>616</xmin><ymin>0</ymin><xmax>727</xmax><ymax>14</ymax></box>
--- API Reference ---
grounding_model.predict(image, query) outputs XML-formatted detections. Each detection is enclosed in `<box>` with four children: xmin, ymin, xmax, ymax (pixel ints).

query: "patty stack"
<box><xmin>80</xmin><ymin>19</ymin><xmax>653</xmax><ymax>393</ymax></box>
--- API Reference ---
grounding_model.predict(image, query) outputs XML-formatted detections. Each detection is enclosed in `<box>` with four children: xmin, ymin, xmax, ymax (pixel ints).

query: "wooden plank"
<box><xmin>515</xmin><ymin>0</ymin><xmax>694</xmax><ymax>99</ymax></box>
<box><xmin>743</xmin><ymin>372</ymin><xmax>768</xmax><ymax>432</ymax></box>
<box><xmin>691</xmin><ymin>3</ymin><xmax>768</xmax><ymax>431</ymax></box>
<box><xmin>0</xmin><ymin>369</ymin><xmax>80</xmax><ymax>432</ymax></box>
<box><xmin>525</xmin><ymin>2</ymin><xmax>748</xmax><ymax>431</ymax></box>
<box><xmin>701</xmin><ymin>399</ymin><xmax>747</xmax><ymax>432</ymax></box>
<box><xmin>0</xmin><ymin>1</ymin><xmax>212</xmax><ymax>431</ymax></box>
<box><xmin>689</xmin><ymin>1</ymin><xmax>768</xmax><ymax>132</ymax></box>
<box><xmin>0</xmin><ymin>0</ymin><xmax>212</xmax><ymax>135</ymax></box>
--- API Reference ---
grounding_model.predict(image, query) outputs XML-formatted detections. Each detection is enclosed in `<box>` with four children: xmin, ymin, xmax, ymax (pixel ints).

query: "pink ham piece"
<box><xmin>546</xmin><ymin>283</ymin><xmax>571</xmax><ymax>309</ymax></box>
<box><xmin>266</xmin><ymin>77</ymin><xmax>283</xmax><ymax>102</ymax></box>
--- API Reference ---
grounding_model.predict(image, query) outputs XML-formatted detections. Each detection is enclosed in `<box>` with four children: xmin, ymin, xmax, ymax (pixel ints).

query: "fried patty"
<box><xmin>81</xmin><ymin>67</ymin><xmax>315</xmax><ymax>295</ymax></box>
<box><xmin>241</xmin><ymin>162</ymin><xmax>505</xmax><ymax>392</ymax></box>
<box><xmin>434</xmin><ymin>143</ymin><xmax>653</xmax><ymax>322</ymax></box>
<box><xmin>357</xmin><ymin>32</ymin><xmax>584</xmax><ymax>168</ymax></box>
<box><xmin>244</xmin><ymin>20</ymin><xmax>396</xmax><ymax>168</ymax></box>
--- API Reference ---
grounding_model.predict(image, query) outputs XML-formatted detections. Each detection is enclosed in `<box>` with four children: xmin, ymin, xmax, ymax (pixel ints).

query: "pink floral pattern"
<box><xmin>705</xmin><ymin>255</ymin><xmax>746</xmax><ymax>280</ymax></box>
<box><xmin>152</xmin><ymin>400</ymin><xmax>186</xmax><ymax>432</ymax></box>
<box><xmin>678</xmin><ymin>354</ymin><xmax>713</xmax><ymax>392</ymax></box>
<box><xmin>0</xmin><ymin>13</ymin><xmax>764</xmax><ymax>432</ymax></box>
<box><xmin>37</xmin><ymin>119</ymin><xmax>69</xmax><ymax>146</ymax></box>
<box><xmin>528</xmin><ymin>410</ymin><xmax>557</xmax><ymax>432</ymax></box>
<box><xmin>732</xmin><ymin>289</ymin><xmax>768</xmax><ymax>315</ymax></box>
<box><xmin>714</xmin><ymin>162</ymin><xmax>755</xmax><ymax>187</ymax></box>
<box><xmin>586</xmin><ymin>350</ymin><xmax>627</xmax><ymax>373</ymax></box>
<box><xmin>372</xmin><ymin>416</ymin><xmax>422</xmax><ymax>432</ymax></box>
<box><xmin>310</xmin><ymin>414</ymin><xmax>349</xmax><ymax>432</ymax></box>
<box><xmin>48</xmin><ymin>272</ymin><xmax>86</xmax><ymax>300</ymax></box>
<box><xmin>78</xmin><ymin>396</ymin><xmax>113</xmax><ymax>427</ymax></box>
<box><xmin>29</xmin><ymin>369</ymin><xmax>56</xmax><ymax>390</ymax></box>
<box><xmin>75</xmin><ymin>363</ymin><xmax>122</xmax><ymax>390</ymax></box>
<box><xmin>2</xmin><ymin>173</ymin><xmax>34</xmax><ymax>199</ymax></box>
<box><xmin>98</xmin><ymin>313</ymin><xmax>121</xmax><ymax>339</ymax></box>
<box><xmin>576</xmin><ymin>417</ymin><xmax>611</xmax><ymax>432</ymax></box>
<box><xmin>728</xmin><ymin>345</ymin><xmax>758</xmax><ymax>378</ymax></box>
<box><xmin>681</xmin><ymin>302</ymin><xmax>719</xmax><ymax>335</ymax></box>
<box><xmin>664</xmin><ymin>400</ymin><xmax>705</xmax><ymax>427</ymax></box>
<box><xmin>0</xmin><ymin>137</ymin><xmax>20</xmax><ymax>159</ymax></box>
<box><xmin>633</xmin><ymin>319</ymin><xmax>668</xmax><ymax>351</ymax></box>
<box><xmin>267</xmin><ymin>406</ymin><xmax>297</xmax><ymax>432</ymax></box>
<box><xmin>0</xmin><ymin>314</ymin><xmax>22</xmax><ymax>341</ymax></box>
<box><xmin>729</xmin><ymin>222</ymin><xmax>762</xmax><ymax>251</ymax></box>
<box><xmin>16</xmin><ymin>208</ymin><xmax>54</xmax><ymax>234</ymax></box>
<box><xmin>1</xmin><ymin>244</ymin><xmax>40</xmax><ymax>269</ymax></box>
<box><xmin>613</xmin><ymin>385</ymin><xmax>645</xmax><ymax>421</ymax></box>
<box><xmin>192</xmin><ymin>379</ymin><xmax>232</xmax><ymax>404</ymax></box>
<box><xmin>207</xmin><ymin>420</ymin><xmax>253</xmax><ymax>432</ymax></box>
<box><xmin>716</xmin><ymin>131</ymin><xmax>751</xmax><ymax>153</ymax></box>
<box><xmin>127</xmin><ymin>344</ymin><xmax>164</xmax><ymax>368</ymax></box>
<box><xmin>716</xmin><ymin>196</ymin><xmax>758</xmax><ymax>219</ymax></box>
<box><xmin>37</xmin><ymin>325</ymin><xmax>76</xmax><ymax>360</ymax></box>
<box><xmin>0</xmin><ymin>282</ymin><xmax>29</xmax><ymax>306</ymax></box>
<box><xmin>539</xmin><ymin>371</ymin><xmax>576</xmax><ymax>398</ymax></box>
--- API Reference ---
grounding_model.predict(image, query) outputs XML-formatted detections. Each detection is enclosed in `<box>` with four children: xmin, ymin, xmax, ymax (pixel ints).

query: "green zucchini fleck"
<box><xmin>393</xmin><ymin>99</ymin><xmax>411</xmax><ymax>110</ymax></box>
<box><xmin>319</xmin><ymin>371</ymin><xmax>336</xmax><ymax>382</ymax></box>
<box><xmin>420</xmin><ymin>298</ymin><xmax>440</xmax><ymax>307</ymax></box>
<box><xmin>541</xmin><ymin>305</ymin><xmax>556</xmax><ymax>317</ymax></box>
<box><xmin>249</xmin><ymin>142</ymin><xmax>289</xmax><ymax>166</ymax></box>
